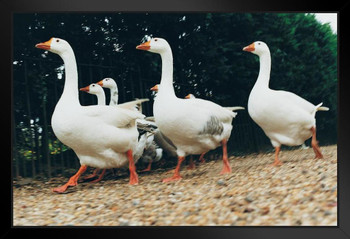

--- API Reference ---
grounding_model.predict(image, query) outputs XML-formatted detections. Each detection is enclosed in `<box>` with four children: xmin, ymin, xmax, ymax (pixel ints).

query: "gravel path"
<box><xmin>13</xmin><ymin>145</ymin><xmax>337</xmax><ymax>226</ymax></box>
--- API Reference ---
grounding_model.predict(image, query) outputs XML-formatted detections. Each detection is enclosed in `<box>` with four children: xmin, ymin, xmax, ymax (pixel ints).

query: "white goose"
<box><xmin>137</xmin><ymin>38</ymin><xmax>244</xmax><ymax>182</ymax></box>
<box><xmin>79</xmin><ymin>83</ymin><xmax>107</xmax><ymax>182</ymax></box>
<box><xmin>95</xmin><ymin>78</ymin><xmax>167</xmax><ymax>173</ymax></box>
<box><xmin>140</xmin><ymin>132</ymin><xmax>163</xmax><ymax>172</ymax></box>
<box><xmin>151</xmin><ymin>84</ymin><xmax>206</xmax><ymax>169</ymax></box>
<box><xmin>36</xmin><ymin>37</ymin><xmax>147</xmax><ymax>192</ymax></box>
<box><xmin>243</xmin><ymin>41</ymin><xmax>329</xmax><ymax>166</ymax></box>
<box><xmin>79</xmin><ymin>83</ymin><xmax>148</xmax><ymax>183</ymax></box>
<box><xmin>80</xmin><ymin>83</ymin><xmax>106</xmax><ymax>105</ymax></box>
<box><xmin>97</xmin><ymin>77</ymin><xmax>156</xmax><ymax>130</ymax></box>
<box><xmin>184</xmin><ymin>92</ymin><xmax>244</xmax><ymax>164</ymax></box>
<box><xmin>97</xmin><ymin>77</ymin><xmax>119</xmax><ymax>106</ymax></box>
<box><xmin>96</xmin><ymin>78</ymin><xmax>162</xmax><ymax>164</ymax></box>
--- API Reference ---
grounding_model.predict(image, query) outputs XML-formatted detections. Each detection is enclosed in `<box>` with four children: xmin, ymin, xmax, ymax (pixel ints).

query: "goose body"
<box><xmin>150</xmin><ymin>84</ymin><xmax>240</xmax><ymax>156</ymax></box>
<box><xmin>154</xmin><ymin>95</ymin><xmax>236</xmax><ymax>155</ymax></box>
<box><xmin>137</xmin><ymin>38</ymin><xmax>243</xmax><ymax>181</ymax></box>
<box><xmin>148</xmin><ymin>85</ymin><xmax>182</xmax><ymax>159</ymax></box>
<box><xmin>51</xmin><ymin>104</ymin><xmax>142</xmax><ymax>169</ymax></box>
<box><xmin>183</xmin><ymin>92</ymin><xmax>244</xmax><ymax>165</ymax></box>
<box><xmin>79</xmin><ymin>82</ymin><xmax>149</xmax><ymax>182</ymax></box>
<box><xmin>243</xmin><ymin>41</ymin><xmax>328</xmax><ymax>165</ymax></box>
<box><xmin>140</xmin><ymin>132</ymin><xmax>164</xmax><ymax>171</ymax></box>
<box><xmin>95</xmin><ymin>78</ymin><xmax>164</xmax><ymax>172</ymax></box>
<box><xmin>36</xmin><ymin>37</ymin><xmax>146</xmax><ymax>192</ymax></box>
<box><xmin>79</xmin><ymin>81</ymin><xmax>149</xmax><ymax>164</ymax></box>
<box><xmin>141</xmin><ymin>147</ymin><xmax>163</xmax><ymax>165</ymax></box>
<box><xmin>248</xmin><ymin>88</ymin><xmax>326</xmax><ymax>147</ymax></box>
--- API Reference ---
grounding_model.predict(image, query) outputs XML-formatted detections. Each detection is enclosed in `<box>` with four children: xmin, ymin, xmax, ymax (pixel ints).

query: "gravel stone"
<box><xmin>13</xmin><ymin>145</ymin><xmax>337</xmax><ymax>226</ymax></box>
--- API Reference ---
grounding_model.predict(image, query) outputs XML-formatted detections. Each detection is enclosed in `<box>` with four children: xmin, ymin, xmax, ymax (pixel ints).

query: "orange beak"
<box><xmin>97</xmin><ymin>80</ymin><xmax>104</xmax><ymax>87</ymax></box>
<box><xmin>150</xmin><ymin>85</ymin><xmax>159</xmax><ymax>92</ymax></box>
<box><xmin>136</xmin><ymin>41</ymin><xmax>151</xmax><ymax>51</ymax></box>
<box><xmin>35</xmin><ymin>38</ymin><xmax>53</xmax><ymax>50</ymax></box>
<box><xmin>80</xmin><ymin>85</ymin><xmax>90</xmax><ymax>92</ymax></box>
<box><xmin>185</xmin><ymin>94</ymin><xmax>191</xmax><ymax>99</ymax></box>
<box><xmin>243</xmin><ymin>42</ymin><xmax>255</xmax><ymax>52</ymax></box>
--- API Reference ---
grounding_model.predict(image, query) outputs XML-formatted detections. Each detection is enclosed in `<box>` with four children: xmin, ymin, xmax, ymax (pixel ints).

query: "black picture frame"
<box><xmin>4</xmin><ymin>0</ymin><xmax>350</xmax><ymax>238</ymax></box>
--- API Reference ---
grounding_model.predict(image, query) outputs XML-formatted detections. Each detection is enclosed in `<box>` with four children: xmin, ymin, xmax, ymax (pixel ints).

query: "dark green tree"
<box><xmin>12</xmin><ymin>13</ymin><xmax>337</xmax><ymax>178</ymax></box>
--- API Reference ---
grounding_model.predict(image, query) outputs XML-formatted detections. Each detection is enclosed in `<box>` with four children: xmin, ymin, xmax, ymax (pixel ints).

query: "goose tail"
<box><xmin>225</xmin><ymin>106</ymin><xmax>245</xmax><ymax>111</ymax></box>
<box><xmin>116</xmin><ymin>98</ymin><xmax>149</xmax><ymax>120</ymax></box>
<box><xmin>315</xmin><ymin>103</ymin><xmax>329</xmax><ymax>112</ymax></box>
<box><xmin>118</xmin><ymin>98</ymin><xmax>149</xmax><ymax>112</ymax></box>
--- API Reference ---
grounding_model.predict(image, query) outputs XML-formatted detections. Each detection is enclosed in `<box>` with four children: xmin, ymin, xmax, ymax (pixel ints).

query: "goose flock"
<box><xmin>35</xmin><ymin>37</ymin><xmax>329</xmax><ymax>193</ymax></box>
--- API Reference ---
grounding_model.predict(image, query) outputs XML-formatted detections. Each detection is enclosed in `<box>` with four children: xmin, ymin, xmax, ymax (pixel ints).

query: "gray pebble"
<box><xmin>132</xmin><ymin>199</ymin><xmax>140</xmax><ymax>206</ymax></box>
<box><xmin>217</xmin><ymin>179</ymin><xmax>226</xmax><ymax>186</ymax></box>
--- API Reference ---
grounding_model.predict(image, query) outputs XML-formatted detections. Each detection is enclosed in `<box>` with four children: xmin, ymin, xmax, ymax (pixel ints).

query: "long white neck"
<box><xmin>158</xmin><ymin>49</ymin><xmax>176</xmax><ymax>98</ymax></box>
<box><xmin>59</xmin><ymin>50</ymin><xmax>80</xmax><ymax>106</ymax></box>
<box><xmin>95</xmin><ymin>92</ymin><xmax>106</xmax><ymax>106</ymax></box>
<box><xmin>109</xmin><ymin>87</ymin><xmax>119</xmax><ymax>106</ymax></box>
<box><xmin>253</xmin><ymin>51</ymin><xmax>271</xmax><ymax>90</ymax></box>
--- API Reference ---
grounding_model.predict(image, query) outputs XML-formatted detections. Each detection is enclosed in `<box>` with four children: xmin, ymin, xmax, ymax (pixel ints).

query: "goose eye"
<box><xmin>56</xmin><ymin>39</ymin><xmax>60</xmax><ymax>43</ymax></box>
<box><xmin>92</xmin><ymin>85</ymin><xmax>95</xmax><ymax>87</ymax></box>
<box><xmin>154</xmin><ymin>39</ymin><xmax>158</xmax><ymax>42</ymax></box>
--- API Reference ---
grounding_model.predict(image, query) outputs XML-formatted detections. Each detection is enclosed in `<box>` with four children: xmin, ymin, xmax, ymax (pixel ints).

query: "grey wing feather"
<box><xmin>199</xmin><ymin>115</ymin><xmax>224</xmax><ymax>135</ymax></box>
<box><xmin>153</xmin><ymin>130</ymin><xmax>177</xmax><ymax>157</ymax></box>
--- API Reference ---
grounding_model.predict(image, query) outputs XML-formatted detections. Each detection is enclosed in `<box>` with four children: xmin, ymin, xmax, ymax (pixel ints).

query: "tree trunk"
<box><xmin>20</xmin><ymin>124</ymin><xmax>27</xmax><ymax>177</ymax></box>
<box><xmin>24</xmin><ymin>61</ymin><xmax>36</xmax><ymax>178</ymax></box>
<box><xmin>60</xmin><ymin>142</ymin><xmax>65</xmax><ymax>174</ymax></box>
<box><xmin>34</xmin><ymin>123</ymin><xmax>42</xmax><ymax>176</ymax></box>
<box><xmin>12</xmin><ymin>110</ymin><xmax>20</xmax><ymax>179</ymax></box>
<box><xmin>42</xmin><ymin>88</ymin><xmax>51</xmax><ymax>178</ymax></box>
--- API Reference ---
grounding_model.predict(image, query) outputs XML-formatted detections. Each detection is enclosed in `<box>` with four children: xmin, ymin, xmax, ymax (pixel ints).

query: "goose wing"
<box><xmin>83</xmin><ymin>105</ymin><xmax>145</xmax><ymax>128</ymax></box>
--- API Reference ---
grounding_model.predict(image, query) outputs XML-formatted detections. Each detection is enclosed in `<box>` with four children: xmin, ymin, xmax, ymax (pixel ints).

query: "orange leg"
<box><xmin>187</xmin><ymin>156</ymin><xmax>195</xmax><ymax>170</ymax></box>
<box><xmin>198</xmin><ymin>153</ymin><xmax>206</xmax><ymax>163</ymax></box>
<box><xmin>220</xmin><ymin>139</ymin><xmax>232</xmax><ymax>174</ymax></box>
<box><xmin>83</xmin><ymin>168</ymin><xmax>100</xmax><ymax>181</ymax></box>
<box><xmin>89</xmin><ymin>169</ymin><xmax>106</xmax><ymax>183</ymax></box>
<box><xmin>163</xmin><ymin>156</ymin><xmax>185</xmax><ymax>183</ymax></box>
<box><xmin>127</xmin><ymin>150</ymin><xmax>139</xmax><ymax>185</ymax></box>
<box><xmin>141</xmin><ymin>161</ymin><xmax>152</xmax><ymax>172</ymax></box>
<box><xmin>311</xmin><ymin>127</ymin><xmax>323</xmax><ymax>159</ymax></box>
<box><xmin>52</xmin><ymin>165</ymin><xmax>88</xmax><ymax>193</ymax></box>
<box><xmin>271</xmin><ymin>146</ymin><xmax>283</xmax><ymax>166</ymax></box>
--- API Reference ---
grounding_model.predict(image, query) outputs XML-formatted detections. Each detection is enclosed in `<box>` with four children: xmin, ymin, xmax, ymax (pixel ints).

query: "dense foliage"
<box><xmin>12</xmin><ymin>13</ymin><xmax>337</xmax><ymax>178</ymax></box>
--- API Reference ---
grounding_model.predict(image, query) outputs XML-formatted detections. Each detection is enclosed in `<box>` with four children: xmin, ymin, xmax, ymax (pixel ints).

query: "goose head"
<box><xmin>243</xmin><ymin>41</ymin><xmax>269</xmax><ymax>56</ymax></box>
<box><xmin>97</xmin><ymin>78</ymin><xmax>118</xmax><ymax>90</ymax></box>
<box><xmin>150</xmin><ymin>84</ymin><xmax>160</xmax><ymax>92</ymax></box>
<box><xmin>35</xmin><ymin>37</ymin><xmax>71</xmax><ymax>56</ymax></box>
<box><xmin>136</xmin><ymin>38</ymin><xmax>170</xmax><ymax>54</ymax></box>
<box><xmin>80</xmin><ymin>83</ymin><xmax>104</xmax><ymax>95</ymax></box>
<box><xmin>150</xmin><ymin>84</ymin><xmax>160</xmax><ymax>98</ymax></box>
<box><xmin>185</xmin><ymin>94</ymin><xmax>195</xmax><ymax>99</ymax></box>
